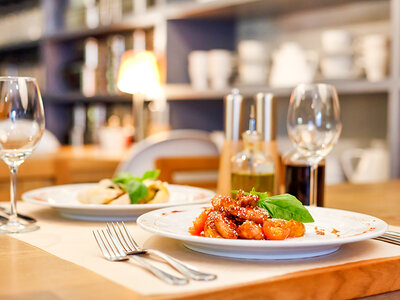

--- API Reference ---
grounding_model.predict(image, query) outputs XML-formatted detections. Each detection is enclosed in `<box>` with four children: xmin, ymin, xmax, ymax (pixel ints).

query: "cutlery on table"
<box><xmin>373</xmin><ymin>232</ymin><xmax>400</xmax><ymax>246</ymax></box>
<box><xmin>385</xmin><ymin>231</ymin><xmax>400</xmax><ymax>238</ymax></box>
<box><xmin>93</xmin><ymin>229</ymin><xmax>188</xmax><ymax>285</ymax></box>
<box><xmin>107</xmin><ymin>222</ymin><xmax>217</xmax><ymax>281</ymax></box>
<box><xmin>0</xmin><ymin>207</ymin><xmax>37</xmax><ymax>223</ymax></box>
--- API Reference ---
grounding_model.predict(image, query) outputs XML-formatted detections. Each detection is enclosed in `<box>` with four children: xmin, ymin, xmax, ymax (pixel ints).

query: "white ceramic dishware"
<box><xmin>22</xmin><ymin>184</ymin><xmax>214</xmax><ymax>221</ymax></box>
<box><xmin>137</xmin><ymin>205</ymin><xmax>387</xmax><ymax>260</ymax></box>
<box><xmin>207</xmin><ymin>49</ymin><xmax>234</xmax><ymax>90</ymax></box>
<box><xmin>321</xmin><ymin>29</ymin><xmax>353</xmax><ymax>55</ymax></box>
<box><xmin>188</xmin><ymin>50</ymin><xmax>209</xmax><ymax>90</ymax></box>
<box><xmin>320</xmin><ymin>54</ymin><xmax>355</xmax><ymax>79</ymax></box>
<box><xmin>99</xmin><ymin>126</ymin><xmax>127</xmax><ymax>153</ymax></box>
<box><xmin>269</xmin><ymin>42</ymin><xmax>318</xmax><ymax>87</ymax></box>
<box><xmin>341</xmin><ymin>143</ymin><xmax>390</xmax><ymax>183</ymax></box>
<box><xmin>359</xmin><ymin>34</ymin><xmax>389</xmax><ymax>82</ymax></box>
<box><xmin>238</xmin><ymin>40</ymin><xmax>268</xmax><ymax>62</ymax></box>
<box><xmin>238</xmin><ymin>62</ymin><xmax>268</xmax><ymax>84</ymax></box>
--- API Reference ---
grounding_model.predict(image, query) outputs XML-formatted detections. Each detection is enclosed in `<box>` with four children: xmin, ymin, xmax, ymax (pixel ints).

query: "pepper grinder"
<box><xmin>217</xmin><ymin>89</ymin><xmax>245</xmax><ymax>195</ymax></box>
<box><xmin>255</xmin><ymin>93</ymin><xmax>282</xmax><ymax>194</ymax></box>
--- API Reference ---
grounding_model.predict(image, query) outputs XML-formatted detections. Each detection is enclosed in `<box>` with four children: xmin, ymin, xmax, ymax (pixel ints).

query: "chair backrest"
<box><xmin>116</xmin><ymin>130</ymin><xmax>220</xmax><ymax>178</ymax></box>
<box><xmin>155</xmin><ymin>156</ymin><xmax>220</xmax><ymax>190</ymax></box>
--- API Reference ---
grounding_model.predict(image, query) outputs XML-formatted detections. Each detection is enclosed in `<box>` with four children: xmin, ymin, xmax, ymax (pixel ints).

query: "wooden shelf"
<box><xmin>0</xmin><ymin>39</ymin><xmax>41</xmax><ymax>53</ymax></box>
<box><xmin>164</xmin><ymin>0</ymin><xmax>373</xmax><ymax>19</ymax></box>
<box><xmin>164</xmin><ymin>79</ymin><xmax>392</xmax><ymax>100</ymax></box>
<box><xmin>44</xmin><ymin>9</ymin><xmax>162</xmax><ymax>42</ymax></box>
<box><xmin>44</xmin><ymin>92</ymin><xmax>132</xmax><ymax>103</ymax></box>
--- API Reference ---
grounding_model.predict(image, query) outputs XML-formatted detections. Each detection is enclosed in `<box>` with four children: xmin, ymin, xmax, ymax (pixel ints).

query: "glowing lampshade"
<box><xmin>117</xmin><ymin>50</ymin><xmax>161</xmax><ymax>99</ymax></box>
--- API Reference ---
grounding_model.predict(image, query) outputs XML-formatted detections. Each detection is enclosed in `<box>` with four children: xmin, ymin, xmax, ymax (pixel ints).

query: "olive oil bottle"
<box><xmin>231</xmin><ymin>106</ymin><xmax>275</xmax><ymax>195</ymax></box>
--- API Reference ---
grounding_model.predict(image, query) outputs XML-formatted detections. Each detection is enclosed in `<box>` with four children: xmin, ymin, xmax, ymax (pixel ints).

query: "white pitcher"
<box><xmin>269</xmin><ymin>42</ymin><xmax>318</xmax><ymax>87</ymax></box>
<box><xmin>341</xmin><ymin>145</ymin><xmax>390</xmax><ymax>183</ymax></box>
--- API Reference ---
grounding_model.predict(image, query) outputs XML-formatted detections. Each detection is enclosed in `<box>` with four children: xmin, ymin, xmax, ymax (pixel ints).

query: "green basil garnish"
<box><xmin>232</xmin><ymin>189</ymin><xmax>315</xmax><ymax>223</ymax></box>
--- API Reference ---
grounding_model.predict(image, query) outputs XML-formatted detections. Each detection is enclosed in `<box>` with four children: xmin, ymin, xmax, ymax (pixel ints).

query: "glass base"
<box><xmin>0</xmin><ymin>219</ymin><xmax>39</xmax><ymax>234</ymax></box>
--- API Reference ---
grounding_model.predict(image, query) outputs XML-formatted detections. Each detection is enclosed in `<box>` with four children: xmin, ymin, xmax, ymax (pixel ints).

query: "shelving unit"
<box><xmin>44</xmin><ymin>92</ymin><xmax>132</xmax><ymax>103</ymax></box>
<box><xmin>164</xmin><ymin>79</ymin><xmax>392</xmax><ymax>100</ymax></box>
<box><xmin>0</xmin><ymin>0</ymin><xmax>399</xmax><ymax>177</ymax></box>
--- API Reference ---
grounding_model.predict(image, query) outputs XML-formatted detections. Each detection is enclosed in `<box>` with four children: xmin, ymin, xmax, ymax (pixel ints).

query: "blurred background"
<box><xmin>0</xmin><ymin>0</ymin><xmax>396</xmax><ymax>187</ymax></box>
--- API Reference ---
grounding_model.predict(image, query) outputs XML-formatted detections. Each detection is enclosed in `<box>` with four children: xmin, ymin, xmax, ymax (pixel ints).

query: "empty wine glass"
<box><xmin>0</xmin><ymin>77</ymin><xmax>45</xmax><ymax>233</ymax></box>
<box><xmin>287</xmin><ymin>84</ymin><xmax>342</xmax><ymax>206</ymax></box>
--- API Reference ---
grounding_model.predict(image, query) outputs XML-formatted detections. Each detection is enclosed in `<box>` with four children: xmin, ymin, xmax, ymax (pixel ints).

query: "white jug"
<box><xmin>269</xmin><ymin>42</ymin><xmax>318</xmax><ymax>87</ymax></box>
<box><xmin>341</xmin><ymin>145</ymin><xmax>390</xmax><ymax>183</ymax></box>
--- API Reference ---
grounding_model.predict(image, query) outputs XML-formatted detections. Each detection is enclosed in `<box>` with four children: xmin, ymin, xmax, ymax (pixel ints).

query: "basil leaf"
<box><xmin>124</xmin><ymin>180</ymin><xmax>148</xmax><ymax>204</ymax></box>
<box><xmin>257</xmin><ymin>194</ymin><xmax>314</xmax><ymax>223</ymax></box>
<box><xmin>112</xmin><ymin>172</ymin><xmax>141</xmax><ymax>184</ymax></box>
<box><xmin>141</xmin><ymin>169</ymin><xmax>160</xmax><ymax>181</ymax></box>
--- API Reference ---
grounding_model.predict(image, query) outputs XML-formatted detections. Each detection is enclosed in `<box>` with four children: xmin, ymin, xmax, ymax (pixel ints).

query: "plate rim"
<box><xmin>137</xmin><ymin>204</ymin><xmax>388</xmax><ymax>248</ymax></box>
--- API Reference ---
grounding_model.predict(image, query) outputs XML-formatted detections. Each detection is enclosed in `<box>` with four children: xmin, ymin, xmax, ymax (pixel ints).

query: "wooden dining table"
<box><xmin>1</xmin><ymin>180</ymin><xmax>400</xmax><ymax>300</ymax></box>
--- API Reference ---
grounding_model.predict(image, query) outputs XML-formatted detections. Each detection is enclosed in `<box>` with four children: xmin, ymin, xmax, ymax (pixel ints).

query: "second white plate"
<box><xmin>22</xmin><ymin>184</ymin><xmax>214</xmax><ymax>221</ymax></box>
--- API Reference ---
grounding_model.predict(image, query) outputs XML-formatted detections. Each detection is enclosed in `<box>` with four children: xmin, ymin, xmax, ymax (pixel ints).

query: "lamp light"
<box><xmin>117</xmin><ymin>49</ymin><xmax>162</xmax><ymax>141</ymax></box>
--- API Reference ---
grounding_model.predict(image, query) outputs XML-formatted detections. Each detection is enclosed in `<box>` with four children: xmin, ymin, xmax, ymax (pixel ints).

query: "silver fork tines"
<box><xmin>93</xmin><ymin>230</ymin><xmax>128</xmax><ymax>261</ymax></box>
<box><xmin>107</xmin><ymin>222</ymin><xmax>217</xmax><ymax>281</ymax></box>
<box><xmin>92</xmin><ymin>229</ymin><xmax>188</xmax><ymax>285</ymax></box>
<box><xmin>106</xmin><ymin>225</ymin><xmax>146</xmax><ymax>255</ymax></box>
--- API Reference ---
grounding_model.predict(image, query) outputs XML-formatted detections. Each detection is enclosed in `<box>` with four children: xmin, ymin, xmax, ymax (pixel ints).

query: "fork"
<box><xmin>93</xmin><ymin>229</ymin><xmax>188</xmax><ymax>285</ymax></box>
<box><xmin>107</xmin><ymin>222</ymin><xmax>217</xmax><ymax>281</ymax></box>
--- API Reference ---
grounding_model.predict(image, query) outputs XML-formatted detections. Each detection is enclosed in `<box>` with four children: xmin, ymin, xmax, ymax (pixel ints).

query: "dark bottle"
<box><xmin>284</xmin><ymin>150</ymin><xmax>325</xmax><ymax>206</ymax></box>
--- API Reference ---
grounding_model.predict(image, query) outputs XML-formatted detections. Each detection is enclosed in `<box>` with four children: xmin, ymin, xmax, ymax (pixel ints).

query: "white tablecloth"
<box><xmin>9</xmin><ymin>203</ymin><xmax>400</xmax><ymax>296</ymax></box>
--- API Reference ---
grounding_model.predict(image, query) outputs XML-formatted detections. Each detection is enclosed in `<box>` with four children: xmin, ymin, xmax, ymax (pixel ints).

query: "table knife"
<box><xmin>0</xmin><ymin>207</ymin><xmax>37</xmax><ymax>223</ymax></box>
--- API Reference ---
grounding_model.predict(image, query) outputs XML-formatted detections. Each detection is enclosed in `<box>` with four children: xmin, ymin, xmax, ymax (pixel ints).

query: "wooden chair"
<box><xmin>155</xmin><ymin>156</ymin><xmax>220</xmax><ymax>190</ymax></box>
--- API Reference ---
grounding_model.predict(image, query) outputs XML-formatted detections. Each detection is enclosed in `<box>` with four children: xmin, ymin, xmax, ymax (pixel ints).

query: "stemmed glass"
<box><xmin>287</xmin><ymin>84</ymin><xmax>342</xmax><ymax>206</ymax></box>
<box><xmin>0</xmin><ymin>77</ymin><xmax>45</xmax><ymax>233</ymax></box>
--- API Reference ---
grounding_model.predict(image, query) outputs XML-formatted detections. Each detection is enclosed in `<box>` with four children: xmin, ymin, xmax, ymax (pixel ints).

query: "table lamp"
<box><xmin>117</xmin><ymin>49</ymin><xmax>161</xmax><ymax>141</ymax></box>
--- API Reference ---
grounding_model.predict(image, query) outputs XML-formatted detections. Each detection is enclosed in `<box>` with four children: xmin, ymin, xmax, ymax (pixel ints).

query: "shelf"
<box><xmin>44</xmin><ymin>92</ymin><xmax>132</xmax><ymax>103</ymax></box>
<box><xmin>0</xmin><ymin>39</ymin><xmax>41</xmax><ymax>53</ymax></box>
<box><xmin>165</xmin><ymin>0</ymin><xmax>371</xmax><ymax>19</ymax></box>
<box><xmin>163</xmin><ymin>79</ymin><xmax>392</xmax><ymax>100</ymax></box>
<box><xmin>44</xmin><ymin>9</ymin><xmax>162</xmax><ymax>42</ymax></box>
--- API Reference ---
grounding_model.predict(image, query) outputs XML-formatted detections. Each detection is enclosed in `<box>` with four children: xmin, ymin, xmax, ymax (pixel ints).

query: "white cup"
<box><xmin>99</xmin><ymin>127</ymin><xmax>127</xmax><ymax>153</ymax></box>
<box><xmin>360</xmin><ymin>35</ymin><xmax>388</xmax><ymax>81</ymax></box>
<box><xmin>321</xmin><ymin>54</ymin><xmax>354</xmax><ymax>79</ymax></box>
<box><xmin>321</xmin><ymin>29</ymin><xmax>353</xmax><ymax>54</ymax></box>
<box><xmin>188</xmin><ymin>51</ymin><xmax>209</xmax><ymax>90</ymax></box>
<box><xmin>238</xmin><ymin>40</ymin><xmax>268</xmax><ymax>62</ymax></box>
<box><xmin>208</xmin><ymin>49</ymin><xmax>234</xmax><ymax>89</ymax></box>
<box><xmin>364</xmin><ymin>53</ymin><xmax>388</xmax><ymax>81</ymax></box>
<box><xmin>362</xmin><ymin>34</ymin><xmax>388</xmax><ymax>49</ymax></box>
<box><xmin>238</xmin><ymin>62</ymin><xmax>268</xmax><ymax>84</ymax></box>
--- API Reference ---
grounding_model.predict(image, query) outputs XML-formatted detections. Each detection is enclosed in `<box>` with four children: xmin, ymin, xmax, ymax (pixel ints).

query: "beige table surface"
<box><xmin>1</xmin><ymin>181</ymin><xmax>400</xmax><ymax>299</ymax></box>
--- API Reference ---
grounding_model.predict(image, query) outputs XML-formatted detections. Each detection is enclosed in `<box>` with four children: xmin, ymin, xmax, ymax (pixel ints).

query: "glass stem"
<box><xmin>9</xmin><ymin>165</ymin><xmax>18</xmax><ymax>223</ymax></box>
<box><xmin>309</xmin><ymin>162</ymin><xmax>318</xmax><ymax>206</ymax></box>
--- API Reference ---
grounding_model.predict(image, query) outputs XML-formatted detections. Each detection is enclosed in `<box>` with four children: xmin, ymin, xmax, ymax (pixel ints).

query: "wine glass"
<box><xmin>287</xmin><ymin>83</ymin><xmax>342</xmax><ymax>206</ymax></box>
<box><xmin>0</xmin><ymin>77</ymin><xmax>45</xmax><ymax>233</ymax></box>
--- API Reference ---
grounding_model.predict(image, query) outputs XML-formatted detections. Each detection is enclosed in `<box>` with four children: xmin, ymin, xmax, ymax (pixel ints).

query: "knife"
<box><xmin>0</xmin><ymin>207</ymin><xmax>37</xmax><ymax>223</ymax></box>
<box><xmin>385</xmin><ymin>231</ymin><xmax>400</xmax><ymax>238</ymax></box>
<box><xmin>374</xmin><ymin>234</ymin><xmax>400</xmax><ymax>246</ymax></box>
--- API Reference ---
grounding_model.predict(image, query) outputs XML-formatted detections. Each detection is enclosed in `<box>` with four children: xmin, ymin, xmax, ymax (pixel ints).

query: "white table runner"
<box><xmin>9</xmin><ymin>203</ymin><xmax>400</xmax><ymax>296</ymax></box>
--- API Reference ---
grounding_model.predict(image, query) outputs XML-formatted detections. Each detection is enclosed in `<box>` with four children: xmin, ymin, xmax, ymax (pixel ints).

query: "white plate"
<box><xmin>22</xmin><ymin>184</ymin><xmax>214</xmax><ymax>221</ymax></box>
<box><xmin>137</xmin><ymin>205</ymin><xmax>387</xmax><ymax>260</ymax></box>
